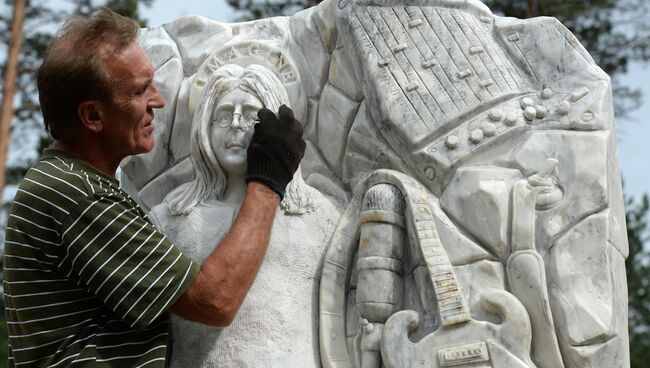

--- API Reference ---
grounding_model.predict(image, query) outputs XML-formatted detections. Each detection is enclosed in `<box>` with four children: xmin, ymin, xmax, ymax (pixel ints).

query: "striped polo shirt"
<box><xmin>3</xmin><ymin>148</ymin><xmax>200</xmax><ymax>367</ymax></box>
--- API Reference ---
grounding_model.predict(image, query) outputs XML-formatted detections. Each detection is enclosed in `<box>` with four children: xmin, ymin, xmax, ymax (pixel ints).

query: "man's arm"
<box><xmin>169</xmin><ymin>182</ymin><xmax>279</xmax><ymax>326</ymax></box>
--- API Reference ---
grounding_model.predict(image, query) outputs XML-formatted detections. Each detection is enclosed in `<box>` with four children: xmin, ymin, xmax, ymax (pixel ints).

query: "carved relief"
<box><xmin>123</xmin><ymin>0</ymin><xmax>629</xmax><ymax>366</ymax></box>
<box><xmin>148</xmin><ymin>61</ymin><xmax>341</xmax><ymax>367</ymax></box>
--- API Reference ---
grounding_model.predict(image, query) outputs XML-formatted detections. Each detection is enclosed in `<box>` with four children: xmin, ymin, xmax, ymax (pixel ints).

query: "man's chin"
<box><xmin>135</xmin><ymin>138</ymin><xmax>155</xmax><ymax>155</ymax></box>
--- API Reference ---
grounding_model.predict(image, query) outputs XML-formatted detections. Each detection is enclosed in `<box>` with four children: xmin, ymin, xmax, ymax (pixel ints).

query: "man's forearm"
<box><xmin>170</xmin><ymin>182</ymin><xmax>280</xmax><ymax>326</ymax></box>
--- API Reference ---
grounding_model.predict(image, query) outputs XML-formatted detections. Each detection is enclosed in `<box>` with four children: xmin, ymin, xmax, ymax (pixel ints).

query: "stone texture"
<box><xmin>122</xmin><ymin>0</ymin><xmax>630</xmax><ymax>367</ymax></box>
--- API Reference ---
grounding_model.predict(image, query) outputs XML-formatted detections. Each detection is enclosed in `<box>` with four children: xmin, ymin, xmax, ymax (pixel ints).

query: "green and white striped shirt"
<box><xmin>3</xmin><ymin>148</ymin><xmax>200</xmax><ymax>367</ymax></box>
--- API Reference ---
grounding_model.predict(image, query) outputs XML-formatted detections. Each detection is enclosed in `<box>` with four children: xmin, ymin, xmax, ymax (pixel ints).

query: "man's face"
<box><xmin>100</xmin><ymin>42</ymin><xmax>164</xmax><ymax>156</ymax></box>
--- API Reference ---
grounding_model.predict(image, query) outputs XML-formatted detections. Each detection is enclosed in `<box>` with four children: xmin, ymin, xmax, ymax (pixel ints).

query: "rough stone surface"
<box><xmin>122</xmin><ymin>0</ymin><xmax>630</xmax><ymax>366</ymax></box>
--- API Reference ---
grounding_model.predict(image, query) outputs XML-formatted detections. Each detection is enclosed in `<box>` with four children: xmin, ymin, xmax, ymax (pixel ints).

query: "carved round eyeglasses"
<box><xmin>212</xmin><ymin>111</ymin><xmax>259</xmax><ymax>129</ymax></box>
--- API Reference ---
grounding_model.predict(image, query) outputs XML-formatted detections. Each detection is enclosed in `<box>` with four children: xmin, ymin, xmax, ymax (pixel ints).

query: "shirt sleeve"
<box><xmin>60</xmin><ymin>192</ymin><xmax>200</xmax><ymax>331</ymax></box>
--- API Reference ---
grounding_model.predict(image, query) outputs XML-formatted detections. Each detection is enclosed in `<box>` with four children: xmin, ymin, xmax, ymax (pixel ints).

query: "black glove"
<box><xmin>246</xmin><ymin>105</ymin><xmax>306</xmax><ymax>199</ymax></box>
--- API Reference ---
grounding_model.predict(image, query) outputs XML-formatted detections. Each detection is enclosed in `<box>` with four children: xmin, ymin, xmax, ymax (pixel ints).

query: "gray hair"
<box><xmin>37</xmin><ymin>8</ymin><xmax>139</xmax><ymax>142</ymax></box>
<box><xmin>167</xmin><ymin>64</ymin><xmax>315</xmax><ymax>215</ymax></box>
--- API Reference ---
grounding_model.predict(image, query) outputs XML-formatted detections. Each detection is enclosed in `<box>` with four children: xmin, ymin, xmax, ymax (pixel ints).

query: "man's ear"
<box><xmin>77</xmin><ymin>101</ymin><xmax>104</xmax><ymax>133</ymax></box>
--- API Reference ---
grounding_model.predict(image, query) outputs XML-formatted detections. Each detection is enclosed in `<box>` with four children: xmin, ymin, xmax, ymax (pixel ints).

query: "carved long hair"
<box><xmin>167</xmin><ymin>63</ymin><xmax>315</xmax><ymax>216</ymax></box>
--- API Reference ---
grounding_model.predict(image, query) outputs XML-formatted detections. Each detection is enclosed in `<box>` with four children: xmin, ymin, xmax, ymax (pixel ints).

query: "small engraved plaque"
<box><xmin>438</xmin><ymin>342</ymin><xmax>490</xmax><ymax>366</ymax></box>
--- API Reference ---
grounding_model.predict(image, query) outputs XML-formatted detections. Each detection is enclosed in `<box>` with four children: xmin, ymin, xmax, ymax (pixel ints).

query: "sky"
<box><xmin>144</xmin><ymin>0</ymin><xmax>236</xmax><ymax>23</ymax></box>
<box><xmin>617</xmin><ymin>63</ymin><xmax>650</xmax><ymax>200</ymax></box>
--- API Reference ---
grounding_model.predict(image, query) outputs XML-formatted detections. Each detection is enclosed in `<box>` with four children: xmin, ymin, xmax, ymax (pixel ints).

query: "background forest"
<box><xmin>0</xmin><ymin>0</ymin><xmax>648</xmax><ymax>366</ymax></box>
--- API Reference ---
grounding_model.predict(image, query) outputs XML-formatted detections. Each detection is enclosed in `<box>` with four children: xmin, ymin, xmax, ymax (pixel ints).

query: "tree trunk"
<box><xmin>0</xmin><ymin>0</ymin><xmax>27</xmax><ymax>202</ymax></box>
<box><xmin>527</xmin><ymin>0</ymin><xmax>537</xmax><ymax>18</ymax></box>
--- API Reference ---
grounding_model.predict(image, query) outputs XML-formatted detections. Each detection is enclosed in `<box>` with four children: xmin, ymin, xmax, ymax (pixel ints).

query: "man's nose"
<box><xmin>149</xmin><ymin>83</ymin><xmax>165</xmax><ymax>109</ymax></box>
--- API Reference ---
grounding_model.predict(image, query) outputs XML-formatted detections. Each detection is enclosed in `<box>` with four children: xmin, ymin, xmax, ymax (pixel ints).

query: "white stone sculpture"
<box><xmin>148</xmin><ymin>62</ymin><xmax>341</xmax><ymax>367</ymax></box>
<box><xmin>121</xmin><ymin>0</ymin><xmax>630</xmax><ymax>367</ymax></box>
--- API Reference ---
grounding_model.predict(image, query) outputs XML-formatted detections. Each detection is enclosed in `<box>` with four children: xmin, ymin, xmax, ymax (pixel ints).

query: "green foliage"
<box><xmin>626</xmin><ymin>193</ymin><xmax>650</xmax><ymax>367</ymax></box>
<box><xmin>0</xmin><ymin>0</ymin><xmax>153</xmax><ymax>171</ymax></box>
<box><xmin>5</xmin><ymin>134</ymin><xmax>52</xmax><ymax>185</ymax></box>
<box><xmin>0</xmin><ymin>1</ymin><xmax>58</xmax><ymax>168</ymax></box>
<box><xmin>70</xmin><ymin>0</ymin><xmax>153</xmax><ymax>25</ymax></box>
<box><xmin>226</xmin><ymin>0</ymin><xmax>322</xmax><ymax>21</ymax></box>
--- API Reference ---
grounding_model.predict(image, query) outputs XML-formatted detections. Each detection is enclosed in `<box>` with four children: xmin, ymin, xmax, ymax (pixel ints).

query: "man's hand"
<box><xmin>245</xmin><ymin>105</ymin><xmax>306</xmax><ymax>199</ymax></box>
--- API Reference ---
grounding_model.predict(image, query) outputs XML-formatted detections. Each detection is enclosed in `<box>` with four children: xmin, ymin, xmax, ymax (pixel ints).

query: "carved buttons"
<box><xmin>520</xmin><ymin>97</ymin><xmax>535</xmax><ymax>109</ymax></box>
<box><xmin>406</xmin><ymin>82</ymin><xmax>420</xmax><ymax>91</ymax></box>
<box><xmin>458</xmin><ymin>69</ymin><xmax>472</xmax><ymax>79</ymax></box>
<box><xmin>446</xmin><ymin>135</ymin><xmax>460</xmax><ymax>149</ymax></box>
<box><xmin>408</xmin><ymin>19</ymin><xmax>423</xmax><ymax>28</ymax></box>
<box><xmin>581</xmin><ymin>111</ymin><xmax>594</xmax><ymax>122</ymax></box>
<box><xmin>422</xmin><ymin>60</ymin><xmax>436</xmax><ymax>68</ymax></box>
<box><xmin>425</xmin><ymin>167</ymin><xmax>436</xmax><ymax>180</ymax></box>
<box><xmin>570</xmin><ymin>87</ymin><xmax>589</xmax><ymax>102</ymax></box>
<box><xmin>557</xmin><ymin>101</ymin><xmax>571</xmax><ymax>116</ymax></box>
<box><xmin>470</xmin><ymin>46</ymin><xmax>484</xmax><ymax>55</ymax></box>
<box><xmin>480</xmin><ymin>79</ymin><xmax>494</xmax><ymax>88</ymax></box>
<box><xmin>524</xmin><ymin>106</ymin><xmax>537</xmax><ymax>121</ymax></box>
<box><xmin>470</xmin><ymin>129</ymin><xmax>484</xmax><ymax>144</ymax></box>
<box><xmin>542</xmin><ymin>88</ymin><xmax>554</xmax><ymax>99</ymax></box>
<box><xmin>393</xmin><ymin>43</ymin><xmax>408</xmax><ymax>53</ymax></box>
<box><xmin>488</xmin><ymin>109</ymin><xmax>503</xmax><ymax>122</ymax></box>
<box><xmin>481</xmin><ymin>122</ymin><xmax>496</xmax><ymax>137</ymax></box>
<box><xmin>505</xmin><ymin>112</ymin><xmax>518</xmax><ymax>126</ymax></box>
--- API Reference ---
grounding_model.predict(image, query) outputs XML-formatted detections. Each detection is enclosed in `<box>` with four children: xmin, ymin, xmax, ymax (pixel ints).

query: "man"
<box><xmin>3</xmin><ymin>8</ymin><xmax>305</xmax><ymax>367</ymax></box>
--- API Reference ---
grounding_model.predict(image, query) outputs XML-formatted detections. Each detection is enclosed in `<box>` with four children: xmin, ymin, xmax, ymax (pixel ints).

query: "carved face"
<box><xmin>210</xmin><ymin>88</ymin><xmax>262</xmax><ymax>176</ymax></box>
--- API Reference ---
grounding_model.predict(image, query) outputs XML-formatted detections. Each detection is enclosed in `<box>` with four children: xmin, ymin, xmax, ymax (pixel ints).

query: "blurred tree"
<box><xmin>626</xmin><ymin>193</ymin><xmax>650</xmax><ymax>368</ymax></box>
<box><xmin>0</xmin><ymin>0</ymin><xmax>26</xmax><ymax>202</ymax></box>
<box><xmin>226</xmin><ymin>0</ymin><xmax>322</xmax><ymax>21</ymax></box>
<box><xmin>0</xmin><ymin>0</ymin><xmax>153</xmax><ymax>185</ymax></box>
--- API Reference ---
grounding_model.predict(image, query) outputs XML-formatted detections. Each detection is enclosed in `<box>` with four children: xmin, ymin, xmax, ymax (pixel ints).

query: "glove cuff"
<box><xmin>245</xmin><ymin>176</ymin><xmax>286</xmax><ymax>200</ymax></box>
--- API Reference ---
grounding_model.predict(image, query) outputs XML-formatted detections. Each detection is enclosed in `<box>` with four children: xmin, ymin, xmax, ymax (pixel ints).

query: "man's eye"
<box><xmin>135</xmin><ymin>82</ymin><xmax>152</xmax><ymax>96</ymax></box>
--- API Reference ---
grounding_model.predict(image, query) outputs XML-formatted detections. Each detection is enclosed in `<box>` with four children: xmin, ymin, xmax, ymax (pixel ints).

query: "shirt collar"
<box><xmin>41</xmin><ymin>148</ymin><xmax>121</xmax><ymax>187</ymax></box>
